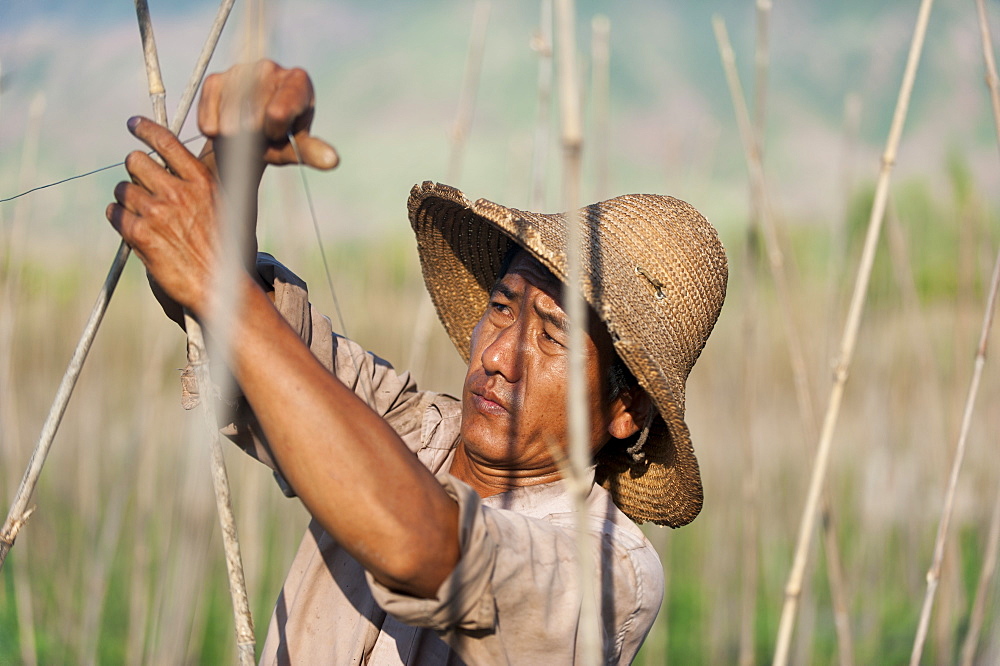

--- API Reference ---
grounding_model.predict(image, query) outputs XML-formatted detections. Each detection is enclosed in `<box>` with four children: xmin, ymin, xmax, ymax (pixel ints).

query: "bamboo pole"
<box><xmin>0</xmin><ymin>0</ymin><xmax>236</xmax><ymax>573</ymax></box>
<box><xmin>976</xmin><ymin>0</ymin><xmax>1000</xmax><ymax>162</ymax></box>
<box><xmin>554</xmin><ymin>2</ymin><xmax>599</xmax><ymax>665</ymax></box>
<box><xmin>736</xmin><ymin>4</ymin><xmax>770</xmax><ymax>663</ymax></box>
<box><xmin>770</xmin><ymin>0</ymin><xmax>936</xmax><ymax>662</ymax></box>
<box><xmin>957</xmin><ymin>6</ymin><xmax>1000</xmax><ymax>663</ymax></box>
<box><xmin>713</xmin><ymin>16</ymin><xmax>854</xmax><ymax>664</ymax></box>
<box><xmin>447</xmin><ymin>0</ymin><xmax>492</xmax><ymax>186</ymax></box>
<box><xmin>712</xmin><ymin>16</ymin><xmax>817</xmax><ymax>442</ymax></box>
<box><xmin>910</xmin><ymin>245</ymin><xmax>1000</xmax><ymax>665</ymax></box>
<box><xmin>529</xmin><ymin>0</ymin><xmax>554</xmax><ymax>211</ymax></box>
<box><xmin>590</xmin><ymin>15</ymin><xmax>610</xmax><ymax>201</ymax></box>
<box><xmin>911</xmin><ymin>1</ymin><xmax>1000</xmax><ymax>660</ymax></box>
<box><xmin>407</xmin><ymin>0</ymin><xmax>491</xmax><ymax>380</ymax></box>
<box><xmin>960</xmin><ymin>477</ymin><xmax>1000</xmax><ymax>666</ymax></box>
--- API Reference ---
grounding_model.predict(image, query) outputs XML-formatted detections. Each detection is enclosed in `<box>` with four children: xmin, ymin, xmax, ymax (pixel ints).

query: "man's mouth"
<box><xmin>468</xmin><ymin>380</ymin><xmax>513</xmax><ymax>416</ymax></box>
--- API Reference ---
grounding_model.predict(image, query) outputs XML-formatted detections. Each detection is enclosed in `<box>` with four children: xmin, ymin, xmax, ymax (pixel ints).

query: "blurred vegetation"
<box><xmin>3</xmin><ymin>0</ymin><xmax>1000</xmax><ymax>662</ymax></box>
<box><xmin>2</xmin><ymin>162</ymin><xmax>998</xmax><ymax>662</ymax></box>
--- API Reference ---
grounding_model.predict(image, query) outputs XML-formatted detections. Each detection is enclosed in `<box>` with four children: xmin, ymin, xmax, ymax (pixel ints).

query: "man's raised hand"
<box><xmin>107</xmin><ymin>116</ymin><xmax>220</xmax><ymax>318</ymax></box>
<box><xmin>198</xmin><ymin>60</ymin><xmax>338</xmax><ymax>171</ymax></box>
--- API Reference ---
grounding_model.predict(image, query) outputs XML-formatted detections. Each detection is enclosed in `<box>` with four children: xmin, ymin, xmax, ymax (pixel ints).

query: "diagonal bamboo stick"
<box><xmin>712</xmin><ymin>15</ymin><xmax>854</xmax><ymax>664</ymax></box>
<box><xmin>910</xmin><ymin>245</ymin><xmax>1000</xmax><ymax>665</ymax></box>
<box><xmin>554</xmin><ymin>1</ymin><xmax>599</xmax><ymax>665</ymax></box>
<box><xmin>771</xmin><ymin>0</ymin><xmax>937</xmax><ymax>662</ymax></box>
<box><xmin>960</xmin><ymin>464</ymin><xmax>1000</xmax><ymax>666</ymax></box>
<box><xmin>0</xmin><ymin>0</ymin><xmax>236</xmax><ymax>572</ymax></box>
<box><xmin>958</xmin><ymin>6</ymin><xmax>1000</xmax><ymax>664</ymax></box>
<box><xmin>712</xmin><ymin>16</ymin><xmax>816</xmax><ymax>441</ymax></box>
<box><xmin>959</xmin><ymin>467</ymin><xmax>1000</xmax><ymax>666</ymax></box>
<box><xmin>132</xmin><ymin>1</ymin><xmax>255</xmax><ymax>660</ymax></box>
<box><xmin>911</xmin><ymin>1</ymin><xmax>1000</xmax><ymax>660</ymax></box>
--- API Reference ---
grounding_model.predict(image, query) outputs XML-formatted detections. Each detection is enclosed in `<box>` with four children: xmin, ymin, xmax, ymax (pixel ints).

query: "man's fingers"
<box><xmin>198</xmin><ymin>72</ymin><xmax>224</xmax><ymax>137</ymax></box>
<box><xmin>113</xmin><ymin>180</ymin><xmax>154</xmax><ymax>216</ymax></box>
<box><xmin>294</xmin><ymin>135</ymin><xmax>339</xmax><ymax>170</ymax></box>
<box><xmin>106</xmin><ymin>201</ymin><xmax>148</xmax><ymax>250</ymax></box>
<box><xmin>262</xmin><ymin>67</ymin><xmax>314</xmax><ymax>141</ymax></box>
<box><xmin>123</xmin><ymin>150</ymin><xmax>169</xmax><ymax>195</ymax></box>
<box><xmin>263</xmin><ymin>135</ymin><xmax>339</xmax><ymax>171</ymax></box>
<box><xmin>128</xmin><ymin>116</ymin><xmax>205</xmax><ymax>182</ymax></box>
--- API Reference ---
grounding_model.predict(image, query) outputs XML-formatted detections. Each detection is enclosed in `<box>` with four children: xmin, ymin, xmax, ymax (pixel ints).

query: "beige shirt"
<box><xmin>227</xmin><ymin>254</ymin><xmax>664</xmax><ymax>665</ymax></box>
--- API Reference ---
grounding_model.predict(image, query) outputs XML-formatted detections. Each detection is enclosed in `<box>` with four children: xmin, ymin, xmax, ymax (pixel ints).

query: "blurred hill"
<box><xmin>0</xmin><ymin>0</ymin><xmax>997</xmax><ymax>246</ymax></box>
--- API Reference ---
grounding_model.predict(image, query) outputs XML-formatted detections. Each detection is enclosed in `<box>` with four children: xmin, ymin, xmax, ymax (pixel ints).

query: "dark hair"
<box><xmin>606</xmin><ymin>354</ymin><xmax>637</xmax><ymax>403</ymax></box>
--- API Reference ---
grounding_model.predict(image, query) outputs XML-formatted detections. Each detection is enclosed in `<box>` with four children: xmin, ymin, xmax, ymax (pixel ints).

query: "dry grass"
<box><xmin>1</xmin><ymin>184</ymin><xmax>998</xmax><ymax>662</ymax></box>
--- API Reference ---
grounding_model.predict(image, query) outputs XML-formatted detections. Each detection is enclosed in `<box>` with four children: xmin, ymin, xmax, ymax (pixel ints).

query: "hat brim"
<box><xmin>408</xmin><ymin>181</ymin><xmax>722</xmax><ymax>527</ymax></box>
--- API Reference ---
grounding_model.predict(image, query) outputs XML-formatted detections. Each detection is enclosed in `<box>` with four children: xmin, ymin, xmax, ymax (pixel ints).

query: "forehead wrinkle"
<box><xmin>534</xmin><ymin>300</ymin><xmax>568</xmax><ymax>333</ymax></box>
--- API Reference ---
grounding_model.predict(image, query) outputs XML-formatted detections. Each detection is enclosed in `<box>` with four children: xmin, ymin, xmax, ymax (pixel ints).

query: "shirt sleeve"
<box><xmin>366</xmin><ymin>474</ymin><xmax>664</xmax><ymax>665</ymax></box>
<box><xmin>219</xmin><ymin>253</ymin><xmax>436</xmax><ymax>493</ymax></box>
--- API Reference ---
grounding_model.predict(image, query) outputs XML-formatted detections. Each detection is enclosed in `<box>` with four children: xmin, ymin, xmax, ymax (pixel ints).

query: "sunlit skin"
<box><xmin>450</xmin><ymin>250</ymin><xmax>651</xmax><ymax>497</ymax></box>
<box><xmin>104</xmin><ymin>59</ymin><xmax>651</xmax><ymax>599</ymax></box>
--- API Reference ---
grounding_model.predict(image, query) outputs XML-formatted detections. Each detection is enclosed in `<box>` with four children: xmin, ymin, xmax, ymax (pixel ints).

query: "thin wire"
<box><xmin>0</xmin><ymin>134</ymin><xmax>205</xmax><ymax>204</ymax></box>
<box><xmin>286</xmin><ymin>133</ymin><xmax>350</xmax><ymax>339</ymax></box>
<box><xmin>286</xmin><ymin>132</ymin><xmax>377</xmax><ymax>405</ymax></box>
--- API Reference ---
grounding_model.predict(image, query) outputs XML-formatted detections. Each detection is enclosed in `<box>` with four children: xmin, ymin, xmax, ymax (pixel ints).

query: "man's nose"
<box><xmin>481</xmin><ymin>321</ymin><xmax>524</xmax><ymax>383</ymax></box>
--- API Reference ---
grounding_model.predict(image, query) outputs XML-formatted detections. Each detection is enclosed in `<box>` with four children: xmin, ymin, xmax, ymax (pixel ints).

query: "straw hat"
<box><xmin>407</xmin><ymin>181</ymin><xmax>727</xmax><ymax>527</ymax></box>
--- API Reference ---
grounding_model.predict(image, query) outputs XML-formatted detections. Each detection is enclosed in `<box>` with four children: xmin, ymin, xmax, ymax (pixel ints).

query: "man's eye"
<box><xmin>543</xmin><ymin>330</ymin><xmax>563</xmax><ymax>346</ymax></box>
<box><xmin>490</xmin><ymin>301</ymin><xmax>510</xmax><ymax>315</ymax></box>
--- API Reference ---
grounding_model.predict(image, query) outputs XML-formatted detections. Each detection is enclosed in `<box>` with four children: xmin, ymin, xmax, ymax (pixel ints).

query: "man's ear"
<box><xmin>607</xmin><ymin>386</ymin><xmax>653</xmax><ymax>440</ymax></box>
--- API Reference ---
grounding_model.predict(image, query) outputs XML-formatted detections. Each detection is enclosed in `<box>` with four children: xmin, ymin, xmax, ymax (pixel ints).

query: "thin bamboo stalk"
<box><xmin>771</xmin><ymin>0</ymin><xmax>937</xmax><ymax>662</ymax></box>
<box><xmin>713</xmin><ymin>16</ymin><xmax>854</xmax><ymax>664</ymax></box>
<box><xmin>737</xmin><ymin>4</ymin><xmax>770</xmax><ymax>663</ymax></box>
<box><xmin>134</xmin><ymin>0</ymin><xmax>167</xmax><ymax>125</ymax></box>
<box><xmin>976</xmin><ymin>0</ymin><xmax>1000</xmax><ymax>161</ymax></box>
<box><xmin>959</xmin><ymin>476</ymin><xmax>1000</xmax><ymax>666</ymax></box>
<box><xmin>712</xmin><ymin>14</ymin><xmax>816</xmax><ymax>465</ymax></box>
<box><xmin>407</xmin><ymin>0</ymin><xmax>491</xmax><ymax>380</ymax></box>
<box><xmin>910</xmin><ymin>245</ymin><xmax>1000</xmax><ymax>665</ymax></box>
<box><xmin>529</xmin><ymin>0</ymin><xmax>554</xmax><ymax>211</ymax></box>
<box><xmin>554</xmin><ymin>2</ymin><xmax>598</xmax><ymax>665</ymax></box>
<box><xmin>911</xmin><ymin>1</ymin><xmax>1000</xmax><ymax>658</ymax></box>
<box><xmin>0</xmin><ymin>0</ymin><xmax>236</xmax><ymax>573</ymax></box>
<box><xmin>957</xmin><ymin>7</ymin><xmax>1000</xmax><ymax>664</ymax></box>
<box><xmin>137</xmin><ymin>0</ymin><xmax>255</xmax><ymax>658</ymax></box>
<box><xmin>447</xmin><ymin>0</ymin><xmax>491</xmax><ymax>186</ymax></box>
<box><xmin>590</xmin><ymin>15</ymin><xmax>609</xmax><ymax>201</ymax></box>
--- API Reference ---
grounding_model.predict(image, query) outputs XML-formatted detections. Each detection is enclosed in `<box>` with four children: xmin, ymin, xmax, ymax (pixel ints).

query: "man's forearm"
<box><xmin>224</xmin><ymin>275</ymin><xmax>461</xmax><ymax>598</ymax></box>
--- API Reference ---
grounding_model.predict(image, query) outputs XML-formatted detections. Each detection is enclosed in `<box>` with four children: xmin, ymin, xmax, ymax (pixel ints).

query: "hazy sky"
<box><xmin>1</xmin><ymin>1</ymin><xmax>997</xmax><ymax>244</ymax></box>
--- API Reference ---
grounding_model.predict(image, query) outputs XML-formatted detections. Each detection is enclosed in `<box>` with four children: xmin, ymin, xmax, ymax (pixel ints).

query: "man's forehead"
<box><xmin>494</xmin><ymin>246</ymin><xmax>616</xmax><ymax>355</ymax></box>
<box><xmin>496</xmin><ymin>248</ymin><xmax>561</xmax><ymax>294</ymax></box>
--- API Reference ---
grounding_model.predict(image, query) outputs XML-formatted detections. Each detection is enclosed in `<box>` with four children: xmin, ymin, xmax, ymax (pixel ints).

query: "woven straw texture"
<box><xmin>408</xmin><ymin>181</ymin><xmax>727</xmax><ymax>526</ymax></box>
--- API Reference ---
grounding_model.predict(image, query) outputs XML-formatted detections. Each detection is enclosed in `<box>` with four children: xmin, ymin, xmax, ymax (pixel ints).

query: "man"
<box><xmin>106</xmin><ymin>61</ymin><xmax>727</xmax><ymax>664</ymax></box>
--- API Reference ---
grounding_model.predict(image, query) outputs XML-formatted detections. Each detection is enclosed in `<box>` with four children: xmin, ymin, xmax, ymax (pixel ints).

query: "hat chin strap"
<box><xmin>625</xmin><ymin>411</ymin><xmax>655</xmax><ymax>463</ymax></box>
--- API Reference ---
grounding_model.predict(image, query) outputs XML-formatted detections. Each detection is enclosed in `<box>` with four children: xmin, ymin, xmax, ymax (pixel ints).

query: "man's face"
<box><xmin>459</xmin><ymin>250</ymin><xmax>617</xmax><ymax>479</ymax></box>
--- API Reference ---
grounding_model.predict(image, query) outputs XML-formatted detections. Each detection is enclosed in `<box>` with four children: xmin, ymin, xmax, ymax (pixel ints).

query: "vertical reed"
<box><xmin>529</xmin><ymin>0</ymin><xmax>554</xmax><ymax>211</ymax></box>
<box><xmin>771</xmin><ymin>0</ymin><xmax>937</xmax><ymax>661</ymax></box>
<box><xmin>737</xmin><ymin>4</ymin><xmax>770</xmax><ymax>662</ymax></box>
<box><xmin>407</xmin><ymin>0</ymin><xmax>491</xmax><ymax>380</ymax></box>
<box><xmin>957</xmin><ymin>5</ymin><xmax>1000</xmax><ymax>662</ymax></box>
<box><xmin>713</xmin><ymin>15</ymin><xmax>854</xmax><ymax>663</ymax></box>
<box><xmin>554</xmin><ymin>1</ymin><xmax>598</xmax><ymax>664</ymax></box>
<box><xmin>590</xmin><ymin>15</ymin><xmax>610</xmax><ymax>201</ymax></box>
<box><xmin>909</xmin><ymin>0</ymin><xmax>1000</xmax><ymax>659</ymax></box>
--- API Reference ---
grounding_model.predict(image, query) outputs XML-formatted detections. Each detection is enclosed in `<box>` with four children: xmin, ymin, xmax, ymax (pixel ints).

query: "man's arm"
<box><xmin>105</xmin><ymin>65</ymin><xmax>460</xmax><ymax>599</ymax></box>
